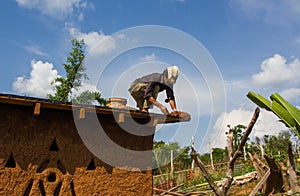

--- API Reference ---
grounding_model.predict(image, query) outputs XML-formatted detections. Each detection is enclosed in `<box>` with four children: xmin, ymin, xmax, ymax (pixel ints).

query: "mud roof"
<box><xmin>0</xmin><ymin>93</ymin><xmax>188</xmax><ymax>125</ymax></box>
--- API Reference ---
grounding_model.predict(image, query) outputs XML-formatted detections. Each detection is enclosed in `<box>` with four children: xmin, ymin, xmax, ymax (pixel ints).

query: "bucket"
<box><xmin>106</xmin><ymin>97</ymin><xmax>127</xmax><ymax>108</ymax></box>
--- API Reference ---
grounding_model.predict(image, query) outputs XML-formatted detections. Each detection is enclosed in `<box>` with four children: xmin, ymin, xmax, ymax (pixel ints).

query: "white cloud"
<box><xmin>15</xmin><ymin>0</ymin><xmax>91</xmax><ymax>19</ymax></box>
<box><xmin>231</xmin><ymin>0</ymin><xmax>300</xmax><ymax>26</ymax></box>
<box><xmin>168</xmin><ymin>0</ymin><xmax>186</xmax><ymax>2</ymax></box>
<box><xmin>12</xmin><ymin>59</ymin><xmax>102</xmax><ymax>100</ymax></box>
<box><xmin>139</xmin><ymin>53</ymin><xmax>157</xmax><ymax>62</ymax></box>
<box><xmin>212</xmin><ymin>108</ymin><xmax>288</xmax><ymax>149</ymax></box>
<box><xmin>252</xmin><ymin>54</ymin><xmax>300</xmax><ymax>87</ymax></box>
<box><xmin>206</xmin><ymin>53</ymin><xmax>300</xmax><ymax>150</ymax></box>
<box><xmin>68</xmin><ymin>27</ymin><xmax>119</xmax><ymax>56</ymax></box>
<box><xmin>71</xmin><ymin>82</ymin><xmax>100</xmax><ymax>97</ymax></box>
<box><xmin>280</xmin><ymin>88</ymin><xmax>300</xmax><ymax>103</ymax></box>
<box><xmin>13</xmin><ymin>60</ymin><xmax>59</xmax><ymax>97</ymax></box>
<box><xmin>78</xmin><ymin>12</ymin><xmax>84</xmax><ymax>21</ymax></box>
<box><xmin>20</xmin><ymin>42</ymin><xmax>49</xmax><ymax>56</ymax></box>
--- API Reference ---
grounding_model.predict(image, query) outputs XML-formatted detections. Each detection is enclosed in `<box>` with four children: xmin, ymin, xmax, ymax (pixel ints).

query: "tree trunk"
<box><xmin>263</xmin><ymin>154</ymin><xmax>283</xmax><ymax>195</ymax></box>
<box><xmin>286</xmin><ymin>142</ymin><xmax>300</xmax><ymax>195</ymax></box>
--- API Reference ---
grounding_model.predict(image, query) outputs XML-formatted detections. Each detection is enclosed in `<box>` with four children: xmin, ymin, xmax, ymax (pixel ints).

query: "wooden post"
<box><xmin>209</xmin><ymin>139</ymin><xmax>215</xmax><ymax>170</ymax></box>
<box><xmin>171</xmin><ymin>150</ymin><xmax>174</xmax><ymax>179</ymax></box>
<box><xmin>79</xmin><ymin>108</ymin><xmax>85</xmax><ymax>119</ymax></box>
<box><xmin>33</xmin><ymin>102</ymin><xmax>41</xmax><ymax>116</ymax></box>
<box><xmin>153</xmin><ymin>118</ymin><xmax>158</xmax><ymax>126</ymax></box>
<box><xmin>118</xmin><ymin>113</ymin><xmax>125</xmax><ymax>123</ymax></box>
<box><xmin>191</xmin><ymin>136</ymin><xmax>195</xmax><ymax>171</ymax></box>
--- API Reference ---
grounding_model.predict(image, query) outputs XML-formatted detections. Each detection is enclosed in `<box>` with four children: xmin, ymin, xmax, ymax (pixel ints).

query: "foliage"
<box><xmin>247</xmin><ymin>141</ymin><xmax>261</xmax><ymax>156</ymax></box>
<box><xmin>199</xmin><ymin>148</ymin><xmax>228</xmax><ymax>165</ymax></box>
<box><xmin>226</xmin><ymin>125</ymin><xmax>247</xmax><ymax>152</ymax></box>
<box><xmin>197</xmin><ymin>151</ymin><xmax>209</xmax><ymax>165</ymax></box>
<box><xmin>71</xmin><ymin>90</ymin><xmax>107</xmax><ymax>106</ymax></box>
<box><xmin>212</xmin><ymin>147</ymin><xmax>228</xmax><ymax>162</ymax></box>
<box><xmin>47</xmin><ymin>39</ymin><xmax>107</xmax><ymax>105</ymax></box>
<box><xmin>246</xmin><ymin>130</ymin><xmax>293</xmax><ymax>162</ymax></box>
<box><xmin>263</xmin><ymin>131</ymin><xmax>291</xmax><ymax>161</ymax></box>
<box><xmin>247</xmin><ymin>91</ymin><xmax>300</xmax><ymax>138</ymax></box>
<box><xmin>47</xmin><ymin>39</ymin><xmax>86</xmax><ymax>102</ymax></box>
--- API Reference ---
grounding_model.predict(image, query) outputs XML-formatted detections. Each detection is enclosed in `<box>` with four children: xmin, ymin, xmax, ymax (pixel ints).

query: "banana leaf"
<box><xmin>247</xmin><ymin>91</ymin><xmax>272</xmax><ymax>111</ymax></box>
<box><xmin>270</xmin><ymin>93</ymin><xmax>300</xmax><ymax>129</ymax></box>
<box><xmin>247</xmin><ymin>91</ymin><xmax>300</xmax><ymax>137</ymax></box>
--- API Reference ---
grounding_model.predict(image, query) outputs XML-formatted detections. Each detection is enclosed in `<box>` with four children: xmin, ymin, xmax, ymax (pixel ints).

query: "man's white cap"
<box><xmin>166</xmin><ymin>65</ymin><xmax>179</xmax><ymax>84</ymax></box>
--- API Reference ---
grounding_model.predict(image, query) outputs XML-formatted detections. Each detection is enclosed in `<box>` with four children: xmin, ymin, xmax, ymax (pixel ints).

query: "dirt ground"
<box><xmin>227</xmin><ymin>181</ymin><xmax>258</xmax><ymax>195</ymax></box>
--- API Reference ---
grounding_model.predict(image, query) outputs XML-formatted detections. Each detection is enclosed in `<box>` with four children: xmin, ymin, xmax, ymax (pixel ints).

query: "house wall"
<box><xmin>0</xmin><ymin>102</ymin><xmax>155</xmax><ymax>195</ymax></box>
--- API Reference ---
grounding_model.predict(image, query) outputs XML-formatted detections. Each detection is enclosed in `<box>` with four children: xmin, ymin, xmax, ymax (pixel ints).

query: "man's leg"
<box><xmin>131</xmin><ymin>91</ymin><xmax>145</xmax><ymax>110</ymax></box>
<box><xmin>129</xmin><ymin>83</ymin><xmax>148</xmax><ymax>110</ymax></box>
<box><xmin>142</xmin><ymin>85</ymin><xmax>160</xmax><ymax>111</ymax></box>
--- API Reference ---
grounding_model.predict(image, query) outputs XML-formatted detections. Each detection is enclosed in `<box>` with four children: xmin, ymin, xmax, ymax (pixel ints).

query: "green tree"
<box><xmin>72</xmin><ymin>90</ymin><xmax>107</xmax><ymax>105</ymax></box>
<box><xmin>226</xmin><ymin>124</ymin><xmax>247</xmax><ymax>152</ymax></box>
<box><xmin>263</xmin><ymin>130</ymin><xmax>291</xmax><ymax>159</ymax></box>
<box><xmin>199</xmin><ymin>152</ymin><xmax>211</xmax><ymax>165</ymax></box>
<box><xmin>212</xmin><ymin>147</ymin><xmax>227</xmax><ymax>162</ymax></box>
<box><xmin>47</xmin><ymin>39</ymin><xmax>86</xmax><ymax>102</ymax></box>
<box><xmin>247</xmin><ymin>140</ymin><xmax>261</xmax><ymax>156</ymax></box>
<box><xmin>198</xmin><ymin>148</ymin><xmax>228</xmax><ymax>166</ymax></box>
<box><xmin>47</xmin><ymin>39</ymin><xmax>107</xmax><ymax>106</ymax></box>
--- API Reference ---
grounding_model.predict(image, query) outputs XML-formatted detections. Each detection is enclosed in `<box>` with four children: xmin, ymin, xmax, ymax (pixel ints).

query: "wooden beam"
<box><xmin>0</xmin><ymin>94</ymin><xmax>184</xmax><ymax>124</ymax></box>
<box><xmin>33</xmin><ymin>102</ymin><xmax>41</xmax><ymax>116</ymax></box>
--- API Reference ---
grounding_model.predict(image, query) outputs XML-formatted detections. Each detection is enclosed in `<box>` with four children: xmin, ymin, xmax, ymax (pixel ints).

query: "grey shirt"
<box><xmin>130</xmin><ymin>73</ymin><xmax>175</xmax><ymax>101</ymax></box>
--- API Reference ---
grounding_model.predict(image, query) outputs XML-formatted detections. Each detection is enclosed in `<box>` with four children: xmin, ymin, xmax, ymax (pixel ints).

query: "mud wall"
<box><xmin>0</xmin><ymin>102</ymin><xmax>155</xmax><ymax>195</ymax></box>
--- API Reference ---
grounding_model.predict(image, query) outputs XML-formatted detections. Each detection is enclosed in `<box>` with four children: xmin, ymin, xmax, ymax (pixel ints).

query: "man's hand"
<box><xmin>168</xmin><ymin>110</ymin><xmax>191</xmax><ymax>121</ymax></box>
<box><xmin>159</xmin><ymin>105</ymin><xmax>170</xmax><ymax>115</ymax></box>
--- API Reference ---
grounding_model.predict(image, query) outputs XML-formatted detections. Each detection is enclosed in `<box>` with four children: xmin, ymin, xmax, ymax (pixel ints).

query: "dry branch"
<box><xmin>160</xmin><ymin>184</ymin><xmax>184</xmax><ymax>196</ymax></box>
<box><xmin>232</xmin><ymin>171</ymin><xmax>257</xmax><ymax>185</ymax></box>
<box><xmin>220</xmin><ymin>107</ymin><xmax>260</xmax><ymax>194</ymax></box>
<box><xmin>190</xmin><ymin>148</ymin><xmax>219</xmax><ymax>193</ymax></box>
<box><xmin>191</xmin><ymin>107</ymin><xmax>260</xmax><ymax>196</ymax></box>
<box><xmin>184</xmin><ymin>190</ymin><xmax>212</xmax><ymax>195</ymax></box>
<box><xmin>248</xmin><ymin>152</ymin><xmax>268</xmax><ymax>179</ymax></box>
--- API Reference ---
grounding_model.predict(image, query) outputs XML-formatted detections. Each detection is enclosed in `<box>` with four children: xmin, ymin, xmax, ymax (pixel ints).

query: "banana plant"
<box><xmin>247</xmin><ymin>91</ymin><xmax>300</xmax><ymax>138</ymax></box>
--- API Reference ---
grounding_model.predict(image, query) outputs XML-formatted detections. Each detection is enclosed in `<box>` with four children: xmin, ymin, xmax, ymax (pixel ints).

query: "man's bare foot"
<box><xmin>141</xmin><ymin>108</ymin><xmax>149</xmax><ymax>113</ymax></box>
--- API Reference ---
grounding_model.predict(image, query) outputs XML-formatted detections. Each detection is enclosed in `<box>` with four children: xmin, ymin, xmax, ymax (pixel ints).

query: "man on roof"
<box><xmin>128</xmin><ymin>65</ymin><xmax>179</xmax><ymax>115</ymax></box>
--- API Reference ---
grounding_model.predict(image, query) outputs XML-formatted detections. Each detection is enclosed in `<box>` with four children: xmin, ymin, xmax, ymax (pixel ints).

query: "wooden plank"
<box><xmin>33</xmin><ymin>102</ymin><xmax>41</xmax><ymax>116</ymax></box>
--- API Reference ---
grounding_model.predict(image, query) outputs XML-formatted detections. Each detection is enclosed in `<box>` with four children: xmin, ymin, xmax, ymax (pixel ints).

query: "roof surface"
<box><xmin>0</xmin><ymin>93</ymin><xmax>187</xmax><ymax>124</ymax></box>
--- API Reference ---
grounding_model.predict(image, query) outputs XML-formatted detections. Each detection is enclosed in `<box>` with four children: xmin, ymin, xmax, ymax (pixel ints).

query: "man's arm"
<box><xmin>148</xmin><ymin>96</ymin><xmax>170</xmax><ymax>115</ymax></box>
<box><xmin>169</xmin><ymin>99</ymin><xmax>177</xmax><ymax>111</ymax></box>
<box><xmin>165</xmin><ymin>85</ymin><xmax>177</xmax><ymax>112</ymax></box>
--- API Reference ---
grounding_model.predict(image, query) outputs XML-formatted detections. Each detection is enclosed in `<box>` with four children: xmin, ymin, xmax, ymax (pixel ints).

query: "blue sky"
<box><xmin>1</xmin><ymin>0</ymin><xmax>300</xmax><ymax>154</ymax></box>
